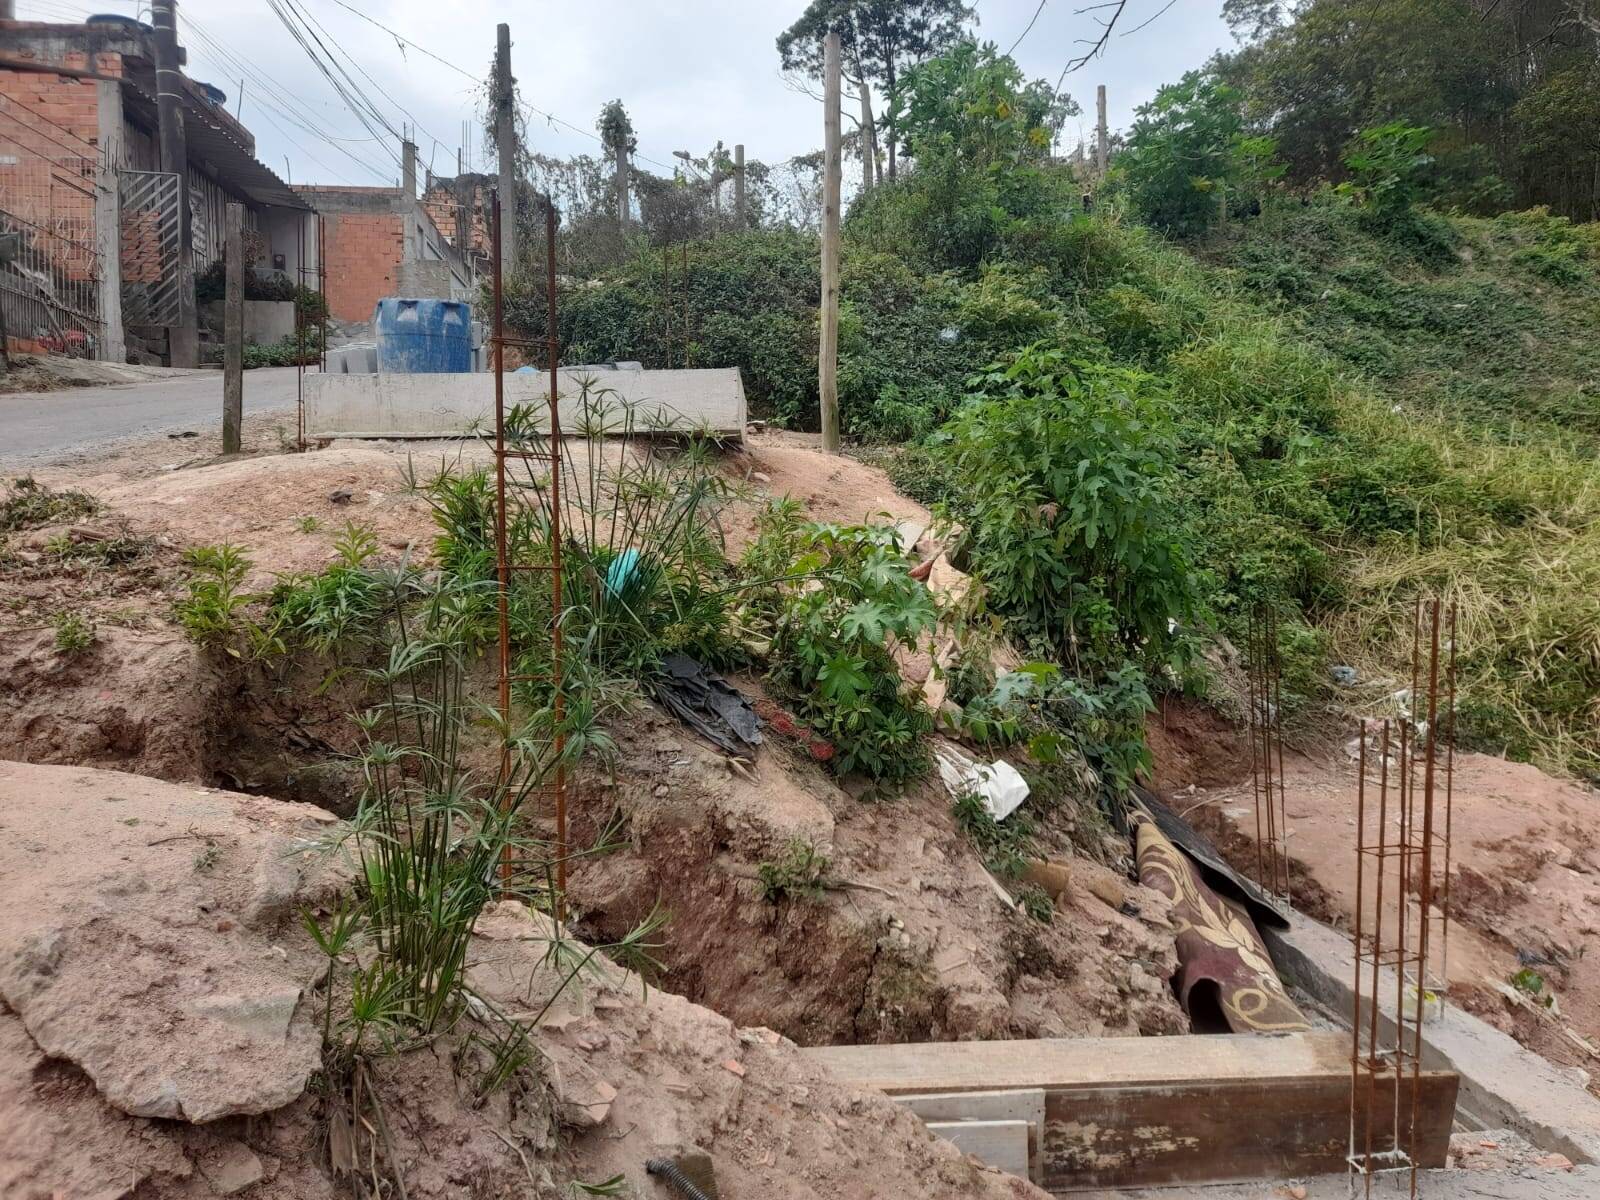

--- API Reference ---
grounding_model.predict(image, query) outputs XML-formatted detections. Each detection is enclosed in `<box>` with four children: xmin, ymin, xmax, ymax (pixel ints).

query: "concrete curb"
<box><xmin>1264</xmin><ymin>911</ymin><xmax>1600</xmax><ymax>1166</ymax></box>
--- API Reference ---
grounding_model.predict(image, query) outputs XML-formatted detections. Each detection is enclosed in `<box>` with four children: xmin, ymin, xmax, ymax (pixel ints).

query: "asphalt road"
<box><xmin>0</xmin><ymin>367</ymin><xmax>302</xmax><ymax>467</ymax></box>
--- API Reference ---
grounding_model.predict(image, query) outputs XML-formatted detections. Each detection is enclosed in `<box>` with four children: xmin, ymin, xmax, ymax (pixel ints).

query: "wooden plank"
<box><xmin>896</xmin><ymin>1090</ymin><xmax>1045</xmax><ymax>1183</ymax></box>
<box><xmin>926</xmin><ymin>1120</ymin><xmax>1031</xmax><ymax>1182</ymax></box>
<box><xmin>804</xmin><ymin>1031</ymin><xmax>1352</xmax><ymax>1095</ymax></box>
<box><xmin>1044</xmin><ymin>1071</ymin><xmax>1458</xmax><ymax>1191</ymax></box>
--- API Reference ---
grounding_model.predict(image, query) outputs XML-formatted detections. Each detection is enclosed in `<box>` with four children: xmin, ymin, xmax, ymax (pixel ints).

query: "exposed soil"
<box><xmin>568</xmin><ymin>699</ymin><xmax>1187</xmax><ymax>1049</ymax></box>
<box><xmin>1162</xmin><ymin>741</ymin><xmax>1600</xmax><ymax>1097</ymax></box>
<box><xmin>0</xmin><ymin>763</ymin><xmax>1047</xmax><ymax>1200</ymax></box>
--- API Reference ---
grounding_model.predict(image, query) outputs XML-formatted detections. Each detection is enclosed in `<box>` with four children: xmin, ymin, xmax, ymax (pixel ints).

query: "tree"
<box><xmin>777</xmin><ymin>0</ymin><xmax>975</xmax><ymax>180</ymax></box>
<box><xmin>1216</xmin><ymin>0</ymin><xmax>1600</xmax><ymax>218</ymax></box>
<box><xmin>891</xmin><ymin>40</ymin><xmax>1075</xmax><ymax>169</ymax></box>
<box><xmin>1122</xmin><ymin>71</ymin><xmax>1250</xmax><ymax>237</ymax></box>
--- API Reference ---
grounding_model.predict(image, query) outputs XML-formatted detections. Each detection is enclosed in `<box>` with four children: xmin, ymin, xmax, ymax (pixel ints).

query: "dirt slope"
<box><xmin>0</xmin><ymin>762</ymin><xmax>1046</xmax><ymax>1200</ymax></box>
<box><xmin>1170</xmin><ymin>744</ymin><xmax>1600</xmax><ymax>1095</ymax></box>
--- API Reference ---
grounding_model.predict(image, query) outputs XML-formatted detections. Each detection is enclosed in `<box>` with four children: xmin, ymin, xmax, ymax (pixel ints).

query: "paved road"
<box><xmin>0</xmin><ymin>367</ymin><xmax>302</xmax><ymax>466</ymax></box>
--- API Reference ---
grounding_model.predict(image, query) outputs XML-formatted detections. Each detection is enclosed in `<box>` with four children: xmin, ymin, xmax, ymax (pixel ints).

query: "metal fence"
<box><xmin>0</xmin><ymin>93</ymin><xmax>104</xmax><ymax>358</ymax></box>
<box><xmin>117</xmin><ymin>169</ymin><xmax>183</xmax><ymax>329</ymax></box>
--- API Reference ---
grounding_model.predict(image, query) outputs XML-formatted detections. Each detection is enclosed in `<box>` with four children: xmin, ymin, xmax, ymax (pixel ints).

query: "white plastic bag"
<box><xmin>934</xmin><ymin>742</ymin><xmax>1030</xmax><ymax>822</ymax></box>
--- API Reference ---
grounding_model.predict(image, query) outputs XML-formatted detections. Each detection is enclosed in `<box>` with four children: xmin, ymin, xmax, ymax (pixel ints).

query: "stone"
<box><xmin>1536</xmin><ymin>1153</ymin><xmax>1574</xmax><ymax>1171</ymax></box>
<box><xmin>723</xmin><ymin>1058</ymin><xmax>747</xmax><ymax>1077</ymax></box>
<box><xmin>0</xmin><ymin>763</ymin><xmax>340</xmax><ymax>1123</ymax></box>
<box><xmin>198</xmin><ymin>1141</ymin><xmax>265</xmax><ymax>1195</ymax></box>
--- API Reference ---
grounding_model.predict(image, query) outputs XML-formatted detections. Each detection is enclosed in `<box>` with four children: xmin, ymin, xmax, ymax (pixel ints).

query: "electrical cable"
<box><xmin>324</xmin><ymin>0</ymin><xmax>679</xmax><ymax>173</ymax></box>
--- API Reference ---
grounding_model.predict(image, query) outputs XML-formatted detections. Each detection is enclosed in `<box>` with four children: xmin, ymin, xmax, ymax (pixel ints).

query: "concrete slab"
<box><xmin>304</xmin><ymin>367</ymin><xmax>747</xmax><ymax>440</ymax></box>
<box><xmin>1073</xmin><ymin>1164</ymin><xmax>1600</xmax><ymax>1200</ymax></box>
<box><xmin>1264</xmin><ymin>911</ymin><xmax>1600</xmax><ymax>1165</ymax></box>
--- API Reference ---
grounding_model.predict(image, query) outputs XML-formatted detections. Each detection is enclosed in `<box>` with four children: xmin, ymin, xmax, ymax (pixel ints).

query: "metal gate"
<box><xmin>0</xmin><ymin>96</ymin><xmax>104</xmax><ymax>358</ymax></box>
<box><xmin>117</xmin><ymin>169</ymin><xmax>184</xmax><ymax>329</ymax></box>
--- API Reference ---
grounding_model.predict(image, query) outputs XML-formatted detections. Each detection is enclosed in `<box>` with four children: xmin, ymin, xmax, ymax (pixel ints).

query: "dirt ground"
<box><xmin>1166</xmin><ymin>735</ymin><xmax>1600</xmax><ymax>1096</ymax></box>
<box><xmin>5</xmin><ymin>426</ymin><xmax>1185</xmax><ymax>1045</ymax></box>
<box><xmin>0</xmin><ymin>762</ymin><xmax>1045</xmax><ymax>1200</ymax></box>
<box><xmin>6</xmin><ymin>421</ymin><xmax>1597</xmax><ymax>1195</ymax></box>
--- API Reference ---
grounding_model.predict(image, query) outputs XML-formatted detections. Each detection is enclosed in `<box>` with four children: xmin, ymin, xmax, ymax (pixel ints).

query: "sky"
<box><xmin>17</xmin><ymin>0</ymin><xmax>1236</xmax><ymax>190</ymax></box>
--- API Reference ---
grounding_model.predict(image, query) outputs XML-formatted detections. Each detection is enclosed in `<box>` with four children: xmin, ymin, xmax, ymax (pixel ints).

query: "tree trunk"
<box><xmin>886</xmin><ymin>59</ymin><xmax>897</xmax><ymax>181</ymax></box>
<box><xmin>856</xmin><ymin>76</ymin><xmax>877</xmax><ymax>194</ymax></box>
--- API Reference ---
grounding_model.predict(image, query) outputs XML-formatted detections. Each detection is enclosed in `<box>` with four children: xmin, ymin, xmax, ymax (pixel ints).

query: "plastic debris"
<box><xmin>651</xmin><ymin>654</ymin><xmax>762</xmax><ymax>757</ymax></box>
<box><xmin>934</xmin><ymin>742</ymin><xmax>1029</xmax><ymax>822</ymax></box>
<box><xmin>1330</xmin><ymin>664</ymin><xmax>1358</xmax><ymax>686</ymax></box>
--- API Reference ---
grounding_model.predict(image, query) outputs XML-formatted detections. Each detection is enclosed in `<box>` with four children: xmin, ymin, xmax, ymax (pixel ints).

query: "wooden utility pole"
<box><xmin>1096</xmin><ymin>85</ymin><xmax>1109</xmax><ymax>174</ymax></box>
<box><xmin>494</xmin><ymin>23</ymin><xmax>518</xmax><ymax>278</ymax></box>
<box><xmin>150</xmin><ymin>0</ymin><xmax>198</xmax><ymax>367</ymax></box>
<box><xmin>734</xmin><ymin>143</ymin><xmax>746</xmax><ymax>228</ymax></box>
<box><xmin>222</xmin><ymin>203</ymin><xmax>243</xmax><ymax>455</ymax></box>
<box><xmin>615</xmin><ymin>141</ymin><xmax>629</xmax><ymax>232</ymax></box>
<box><xmin>819</xmin><ymin>30</ymin><xmax>842</xmax><ymax>454</ymax></box>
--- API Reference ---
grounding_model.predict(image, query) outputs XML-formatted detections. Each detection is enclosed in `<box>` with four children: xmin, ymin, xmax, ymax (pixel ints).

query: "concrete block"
<box><xmin>1264</xmin><ymin>911</ymin><xmax>1600</xmax><ymax>1165</ymax></box>
<box><xmin>305</xmin><ymin>367</ymin><xmax>747</xmax><ymax>441</ymax></box>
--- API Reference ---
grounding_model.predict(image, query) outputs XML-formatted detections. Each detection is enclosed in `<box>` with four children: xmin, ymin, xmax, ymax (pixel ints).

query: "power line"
<box><xmin>268</xmin><ymin>0</ymin><xmax>407</xmax><ymax>174</ymax></box>
<box><xmin>324</xmin><ymin>0</ymin><xmax>679</xmax><ymax>173</ymax></box>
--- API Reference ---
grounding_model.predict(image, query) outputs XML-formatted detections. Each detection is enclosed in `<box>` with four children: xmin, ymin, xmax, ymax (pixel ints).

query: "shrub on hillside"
<box><xmin>937</xmin><ymin>346</ymin><xmax>1201</xmax><ymax>673</ymax></box>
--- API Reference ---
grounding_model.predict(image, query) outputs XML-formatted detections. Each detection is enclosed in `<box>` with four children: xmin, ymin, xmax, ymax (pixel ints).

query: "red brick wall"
<box><xmin>0</xmin><ymin>49</ymin><xmax>122</xmax><ymax>148</ymax></box>
<box><xmin>0</xmin><ymin>51</ymin><xmax>123</xmax><ymax>320</ymax></box>
<box><xmin>323</xmin><ymin>211</ymin><xmax>403</xmax><ymax>323</ymax></box>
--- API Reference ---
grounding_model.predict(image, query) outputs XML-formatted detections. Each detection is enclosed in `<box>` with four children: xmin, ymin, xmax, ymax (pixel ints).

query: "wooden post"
<box><xmin>819</xmin><ymin>30</ymin><xmax>842</xmax><ymax>454</ymax></box>
<box><xmin>734</xmin><ymin>143</ymin><xmax>746</xmax><ymax>228</ymax></box>
<box><xmin>494</xmin><ymin>23</ymin><xmax>518</xmax><ymax>278</ymax></box>
<box><xmin>1096</xmin><ymin>85</ymin><xmax>1109</xmax><ymax>174</ymax></box>
<box><xmin>222</xmin><ymin>202</ymin><xmax>243</xmax><ymax>455</ymax></box>
<box><xmin>615</xmin><ymin>140</ymin><xmax>629</xmax><ymax>232</ymax></box>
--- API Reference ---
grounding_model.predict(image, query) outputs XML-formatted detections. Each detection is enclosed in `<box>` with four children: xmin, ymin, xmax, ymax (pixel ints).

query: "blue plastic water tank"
<box><xmin>373</xmin><ymin>298</ymin><xmax>472</xmax><ymax>373</ymax></box>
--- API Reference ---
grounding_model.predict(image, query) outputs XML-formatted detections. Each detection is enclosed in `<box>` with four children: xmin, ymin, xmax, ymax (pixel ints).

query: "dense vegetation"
<box><xmin>1218</xmin><ymin>0</ymin><xmax>1600</xmax><ymax>222</ymax></box>
<box><xmin>497</xmin><ymin>33</ymin><xmax>1600</xmax><ymax>782</ymax></box>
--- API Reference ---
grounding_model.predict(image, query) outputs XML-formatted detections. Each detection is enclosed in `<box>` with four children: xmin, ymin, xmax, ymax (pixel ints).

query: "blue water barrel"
<box><xmin>373</xmin><ymin>298</ymin><xmax>472</xmax><ymax>373</ymax></box>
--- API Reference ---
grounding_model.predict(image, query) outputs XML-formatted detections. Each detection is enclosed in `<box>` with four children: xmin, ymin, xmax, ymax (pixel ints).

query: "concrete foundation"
<box><xmin>304</xmin><ymin>367</ymin><xmax>747</xmax><ymax>440</ymax></box>
<box><xmin>1264</xmin><ymin>911</ymin><xmax>1600</xmax><ymax>1165</ymax></box>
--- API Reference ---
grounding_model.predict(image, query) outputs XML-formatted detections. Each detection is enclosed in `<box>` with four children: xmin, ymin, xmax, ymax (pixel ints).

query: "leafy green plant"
<box><xmin>1338</xmin><ymin>122</ymin><xmax>1435</xmax><ymax>216</ymax></box>
<box><xmin>173</xmin><ymin>543</ymin><xmax>254</xmax><ymax>647</ymax></box>
<box><xmin>1015</xmin><ymin>881</ymin><xmax>1053</xmax><ymax>923</ymax></box>
<box><xmin>743</xmin><ymin>503</ymin><xmax>936</xmax><ymax>783</ymax></box>
<box><xmin>268</xmin><ymin>522</ymin><xmax>389</xmax><ymax>658</ymax></box>
<box><xmin>938</xmin><ymin>347</ymin><xmax>1201</xmax><ymax>674</ymax></box>
<box><xmin>1122</xmin><ymin>71</ymin><xmax>1250</xmax><ymax>238</ymax></box>
<box><xmin>756</xmin><ymin>838</ymin><xmax>831</xmax><ymax>903</ymax></box>
<box><xmin>951</xmin><ymin>790</ymin><xmax>1034</xmax><ymax>879</ymax></box>
<box><xmin>49</xmin><ymin>609</ymin><xmax>96</xmax><ymax>655</ymax></box>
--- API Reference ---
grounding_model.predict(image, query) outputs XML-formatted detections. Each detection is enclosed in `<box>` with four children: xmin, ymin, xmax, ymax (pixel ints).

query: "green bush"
<box><xmin>937</xmin><ymin>346</ymin><xmax>1201</xmax><ymax>671</ymax></box>
<box><xmin>742</xmin><ymin>503</ymin><xmax>935</xmax><ymax>783</ymax></box>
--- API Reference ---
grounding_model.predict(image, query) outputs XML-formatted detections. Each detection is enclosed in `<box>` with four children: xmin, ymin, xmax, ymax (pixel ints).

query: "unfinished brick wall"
<box><xmin>322</xmin><ymin>211</ymin><xmax>404</xmax><ymax>324</ymax></box>
<box><xmin>0</xmin><ymin>50</ymin><xmax>120</xmax><ymax>236</ymax></box>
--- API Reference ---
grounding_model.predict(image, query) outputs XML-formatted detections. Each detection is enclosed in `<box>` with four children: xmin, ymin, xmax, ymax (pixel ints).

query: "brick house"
<box><xmin>0</xmin><ymin>14</ymin><xmax>313</xmax><ymax>363</ymax></box>
<box><xmin>296</xmin><ymin>145</ymin><xmax>479</xmax><ymax>328</ymax></box>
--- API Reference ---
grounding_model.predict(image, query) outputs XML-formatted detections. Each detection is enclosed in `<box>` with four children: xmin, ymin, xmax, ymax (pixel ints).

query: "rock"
<box><xmin>1535</xmin><ymin>1153</ymin><xmax>1574</xmax><ymax>1171</ymax></box>
<box><xmin>723</xmin><ymin>1058</ymin><xmax>746</xmax><ymax>1077</ymax></box>
<box><xmin>199</xmin><ymin>1141</ymin><xmax>265</xmax><ymax>1195</ymax></box>
<box><xmin>0</xmin><ymin>763</ymin><xmax>342</xmax><ymax>1123</ymax></box>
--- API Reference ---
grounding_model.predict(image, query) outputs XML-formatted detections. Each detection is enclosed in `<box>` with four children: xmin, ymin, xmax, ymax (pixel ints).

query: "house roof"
<box><xmin>182</xmin><ymin>104</ymin><xmax>308</xmax><ymax>211</ymax></box>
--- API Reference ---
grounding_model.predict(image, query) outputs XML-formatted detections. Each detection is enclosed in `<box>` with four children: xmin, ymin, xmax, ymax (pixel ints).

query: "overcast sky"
<box><xmin>19</xmin><ymin>0</ymin><xmax>1234</xmax><ymax>189</ymax></box>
